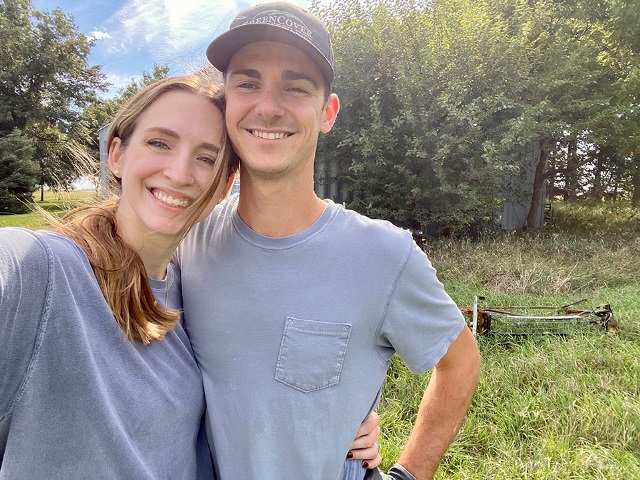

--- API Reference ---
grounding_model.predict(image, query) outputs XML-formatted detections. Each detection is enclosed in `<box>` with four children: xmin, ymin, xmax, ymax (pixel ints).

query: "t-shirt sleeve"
<box><xmin>0</xmin><ymin>228</ymin><xmax>50</xmax><ymax>421</ymax></box>
<box><xmin>378</xmin><ymin>241</ymin><xmax>466</xmax><ymax>374</ymax></box>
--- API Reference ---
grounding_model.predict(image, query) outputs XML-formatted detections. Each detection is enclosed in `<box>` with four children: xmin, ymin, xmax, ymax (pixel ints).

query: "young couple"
<box><xmin>0</xmin><ymin>2</ymin><xmax>480</xmax><ymax>479</ymax></box>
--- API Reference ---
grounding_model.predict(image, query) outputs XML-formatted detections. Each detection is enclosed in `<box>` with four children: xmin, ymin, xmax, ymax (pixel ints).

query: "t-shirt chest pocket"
<box><xmin>275</xmin><ymin>317</ymin><xmax>351</xmax><ymax>393</ymax></box>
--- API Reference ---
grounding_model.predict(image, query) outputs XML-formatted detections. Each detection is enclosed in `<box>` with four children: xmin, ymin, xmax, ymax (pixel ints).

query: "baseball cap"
<box><xmin>206</xmin><ymin>2</ymin><xmax>335</xmax><ymax>84</ymax></box>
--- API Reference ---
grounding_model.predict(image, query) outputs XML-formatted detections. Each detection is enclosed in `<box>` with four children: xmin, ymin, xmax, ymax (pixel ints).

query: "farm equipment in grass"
<box><xmin>460</xmin><ymin>297</ymin><xmax>617</xmax><ymax>336</ymax></box>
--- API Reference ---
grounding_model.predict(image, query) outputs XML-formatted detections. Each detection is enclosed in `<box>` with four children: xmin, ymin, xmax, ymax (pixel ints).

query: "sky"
<box><xmin>32</xmin><ymin>0</ymin><xmax>315</xmax><ymax>98</ymax></box>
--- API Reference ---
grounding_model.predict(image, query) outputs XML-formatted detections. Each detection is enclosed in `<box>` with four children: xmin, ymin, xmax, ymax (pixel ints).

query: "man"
<box><xmin>177</xmin><ymin>2</ymin><xmax>480</xmax><ymax>479</ymax></box>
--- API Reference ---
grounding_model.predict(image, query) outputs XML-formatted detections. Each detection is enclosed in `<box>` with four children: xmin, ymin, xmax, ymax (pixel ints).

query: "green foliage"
<box><xmin>70</xmin><ymin>98</ymin><xmax>121</xmax><ymax>161</ymax></box>
<box><xmin>0</xmin><ymin>129</ymin><xmax>38</xmax><ymax>213</ymax></box>
<box><xmin>376</xmin><ymin>201</ymin><xmax>640</xmax><ymax>477</ymax></box>
<box><xmin>312</xmin><ymin>0</ymin><xmax>640</xmax><ymax>231</ymax></box>
<box><xmin>0</xmin><ymin>0</ymin><xmax>106</xmax><ymax>131</ymax></box>
<box><xmin>117</xmin><ymin>64</ymin><xmax>171</xmax><ymax>104</ymax></box>
<box><xmin>0</xmin><ymin>0</ymin><xmax>107</xmax><ymax>195</ymax></box>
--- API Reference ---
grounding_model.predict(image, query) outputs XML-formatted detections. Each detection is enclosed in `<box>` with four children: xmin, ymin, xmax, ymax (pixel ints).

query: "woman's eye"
<box><xmin>198</xmin><ymin>155</ymin><xmax>217</xmax><ymax>167</ymax></box>
<box><xmin>148</xmin><ymin>139</ymin><xmax>168</xmax><ymax>149</ymax></box>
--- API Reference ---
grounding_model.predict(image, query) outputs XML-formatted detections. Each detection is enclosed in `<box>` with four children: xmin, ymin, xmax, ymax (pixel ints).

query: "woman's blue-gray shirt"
<box><xmin>0</xmin><ymin>227</ymin><xmax>212</xmax><ymax>479</ymax></box>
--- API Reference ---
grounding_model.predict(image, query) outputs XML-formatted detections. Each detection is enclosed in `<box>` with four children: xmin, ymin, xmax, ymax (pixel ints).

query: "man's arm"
<box><xmin>397</xmin><ymin>326</ymin><xmax>481</xmax><ymax>480</ymax></box>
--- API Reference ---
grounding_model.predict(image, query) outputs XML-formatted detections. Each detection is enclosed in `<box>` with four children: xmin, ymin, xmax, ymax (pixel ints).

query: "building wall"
<box><xmin>98</xmin><ymin>125</ymin><xmax>109</xmax><ymax>197</ymax></box>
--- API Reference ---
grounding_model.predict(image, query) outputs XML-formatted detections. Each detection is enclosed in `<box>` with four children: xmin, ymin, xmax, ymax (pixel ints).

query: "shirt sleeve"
<box><xmin>378</xmin><ymin>240</ymin><xmax>466</xmax><ymax>374</ymax></box>
<box><xmin>0</xmin><ymin>228</ymin><xmax>50</xmax><ymax>421</ymax></box>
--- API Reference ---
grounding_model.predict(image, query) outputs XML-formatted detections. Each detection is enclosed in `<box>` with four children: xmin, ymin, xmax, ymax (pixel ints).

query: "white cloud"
<box><xmin>110</xmin><ymin>0</ymin><xmax>242</xmax><ymax>61</ymax></box>
<box><xmin>92</xmin><ymin>0</ymin><xmax>318</xmax><ymax>91</ymax></box>
<box><xmin>89</xmin><ymin>30</ymin><xmax>112</xmax><ymax>41</ymax></box>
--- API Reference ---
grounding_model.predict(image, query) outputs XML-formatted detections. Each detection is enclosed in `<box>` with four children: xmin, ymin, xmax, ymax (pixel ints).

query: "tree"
<box><xmin>118</xmin><ymin>64</ymin><xmax>172</xmax><ymax>104</ymax></box>
<box><xmin>313</xmin><ymin>0</ymin><xmax>640</xmax><ymax>232</ymax></box>
<box><xmin>315</xmin><ymin>0</ymin><xmax>514</xmax><ymax>232</ymax></box>
<box><xmin>0</xmin><ymin>129</ymin><xmax>38</xmax><ymax>213</ymax></box>
<box><xmin>0</xmin><ymin>0</ymin><xmax>106</xmax><ymax>210</ymax></box>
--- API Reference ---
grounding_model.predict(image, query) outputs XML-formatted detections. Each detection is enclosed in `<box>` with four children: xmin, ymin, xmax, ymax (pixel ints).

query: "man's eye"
<box><xmin>237</xmin><ymin>82</ymin><xmax>257</xmax><ymax>89</ymax></box>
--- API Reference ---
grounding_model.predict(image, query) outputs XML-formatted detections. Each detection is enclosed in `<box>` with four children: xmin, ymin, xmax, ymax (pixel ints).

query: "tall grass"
<box><xmin>378</xmin><ymin>200</ymin><xmax>640</xmax><ymax>479</ymax></box>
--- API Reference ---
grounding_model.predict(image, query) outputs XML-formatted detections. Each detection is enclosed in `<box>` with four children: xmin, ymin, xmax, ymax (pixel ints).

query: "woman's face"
<box><xmin>108</xmin><ymin>89</ymin><xmax>225</xmax><ymax>242</ymax></box>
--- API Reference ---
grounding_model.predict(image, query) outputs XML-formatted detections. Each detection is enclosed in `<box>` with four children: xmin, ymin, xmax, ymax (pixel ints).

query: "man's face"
<box><xmin>224</xmin><ymin>41</ymin><xmax>339</xmax><ymax>181</ymax></box>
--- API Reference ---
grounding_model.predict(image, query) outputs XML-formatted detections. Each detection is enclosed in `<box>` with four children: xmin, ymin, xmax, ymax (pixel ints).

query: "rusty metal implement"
<box><xmin>460</xmin><ymin>297</ymin><xmax>617</xmax><ymax>335</ymax></box>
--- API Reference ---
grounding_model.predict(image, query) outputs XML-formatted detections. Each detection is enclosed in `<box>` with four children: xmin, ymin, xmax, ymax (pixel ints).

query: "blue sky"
<box><xmin>32</xmin><ymin>0</ymin><xmax>314</xmax><ymax>98</ymax></box>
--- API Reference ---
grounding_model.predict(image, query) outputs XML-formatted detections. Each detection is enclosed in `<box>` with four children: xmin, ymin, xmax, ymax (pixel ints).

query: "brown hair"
<box><xmin>51</xmin><ymin>73</ymin><xmax>238</xmax><ymax>344</ymax></box>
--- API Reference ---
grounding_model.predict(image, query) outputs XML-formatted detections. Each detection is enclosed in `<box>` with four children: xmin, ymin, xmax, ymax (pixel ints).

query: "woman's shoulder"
<box><xmin>0</xmin><ymin>227</ymin><xmax>81</xmax><ymax>261</ymax></box>
<box><xmin>0</xmin><ymin>227</ymin><xmax>92</xmax><ymax>285</ymax></box>
<box><xmin>0</xmin><ymin>227</ymin><xmax>49</xmax><ymax>267</ymax></box>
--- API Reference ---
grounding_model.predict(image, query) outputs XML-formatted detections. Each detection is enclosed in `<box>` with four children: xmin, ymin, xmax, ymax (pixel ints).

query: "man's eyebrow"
<box><xmin>282</xmin><ymin>70</ymin><xmax>318</xmax><ymax>89</ymax></box>
<box><xmin>227</xmin><ymin>68</ymin><xmax>260</xmax><ymax>80</ymax></box>
<box><xmin>144</xmin><ymin>127</ymin><xmax>220</xmax><ymax>153</ymax></box>
<box><xmin>228</xmin><ymin>68</ymin><xmax>319</xmax><ymax>89</ymax></box>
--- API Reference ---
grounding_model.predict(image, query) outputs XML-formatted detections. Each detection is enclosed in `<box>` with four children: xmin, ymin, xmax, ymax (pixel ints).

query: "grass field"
<box><xmin>379</xmin><ymin>200</ymin><xmax>640</xmax><ymax>478</ymax></box>
<box><xmin>0</xmin><ymin>191</ymin><xmax>97</xmax><ymax>228</ymax></box>
<box><xmin>2</xmin><ymin>194</ymin><xmax>638</xmax><ymax>478</ymax></box>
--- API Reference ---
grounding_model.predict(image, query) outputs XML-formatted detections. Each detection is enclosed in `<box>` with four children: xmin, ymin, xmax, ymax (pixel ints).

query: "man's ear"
<box><xmin>320</xmin><ymin>93</ymin><xmax>340</xmax><ymax>134</ymax></box>
<box><xmin>222</xmin><ymin>175</ymin><xmax>235</xmax><ymax>198</ymax></box>
<box><xmin>108</xmin><ymin>137</ymin><xmax>123</xmax><ymax>176</ymax></box>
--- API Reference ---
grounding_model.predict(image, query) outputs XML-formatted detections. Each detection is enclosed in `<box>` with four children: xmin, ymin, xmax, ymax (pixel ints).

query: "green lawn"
<box><xmin>379</xmin><ymin>201</ymin><xmax>640</xmax><ymax>479</ymax></box>
<box><xmin>0</xmin><ymin>191</ymin><xmax>97</xmax><ymax>228</ymax></box>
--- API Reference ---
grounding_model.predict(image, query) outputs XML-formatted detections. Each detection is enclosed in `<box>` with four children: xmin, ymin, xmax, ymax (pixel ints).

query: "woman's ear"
<box><xmin>108</xmin><ymin>137</ymin><xmax>123</xmax><ymax>177</ymax></box>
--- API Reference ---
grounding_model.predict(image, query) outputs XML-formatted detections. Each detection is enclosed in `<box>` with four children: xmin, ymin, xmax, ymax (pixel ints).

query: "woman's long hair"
<box><xmin>50</xmin><ymin>73</ymin><xmax>238</xmax><ymax>344</ymax></box>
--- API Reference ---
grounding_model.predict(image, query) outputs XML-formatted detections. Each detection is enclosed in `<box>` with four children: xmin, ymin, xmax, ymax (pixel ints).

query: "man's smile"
<box><xmin>248</xmin><ymin>129</ymin><xmax>292</xmax><ymax>140</ymax></box>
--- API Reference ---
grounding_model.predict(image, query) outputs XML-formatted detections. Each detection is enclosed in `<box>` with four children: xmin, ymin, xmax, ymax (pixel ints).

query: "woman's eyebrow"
<box><xmin>145</xmin><ymin>127</ymin><xmax>179</xmax><ymax>139</ymax></box>
<box><xmin>199</xmin><ymin>142</ymin><xmax>220</xmax><ymax>154</ymax></box>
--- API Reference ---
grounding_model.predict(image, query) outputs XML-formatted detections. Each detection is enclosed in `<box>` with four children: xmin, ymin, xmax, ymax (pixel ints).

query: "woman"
<box><xmin>0</xmin><ymin>74</ymin><xmax>379</xmax><ymax>479</ymax></box>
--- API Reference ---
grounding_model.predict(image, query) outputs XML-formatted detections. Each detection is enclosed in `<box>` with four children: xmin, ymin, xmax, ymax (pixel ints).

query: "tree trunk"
<box><xmin>547</xmin><ymin>151</ymin><xmax>557</xmax><ymax>201</ymax></box>
<box><xmin>632</xmin><ymin>158</ymin><xmax>640</xmax><ymax>209</ymax></box>
<box><xmin>565</xmin><ymin>139</ymin><xmax>578</xmax><ymax>201</ymax></box>
<box><xmin>40</xmin><ymin>184</ymin><xmax>44</xmax><ymax>202</ymax></box>
<box><xmin>524</xmin><ymin>141</ymin><xmax>549</xmax><ymax>229</ymax></box>
<box><xmin>592</xmin><ymin>149</ymin><xmax>604</xmax><ymax>201</ymax></box>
